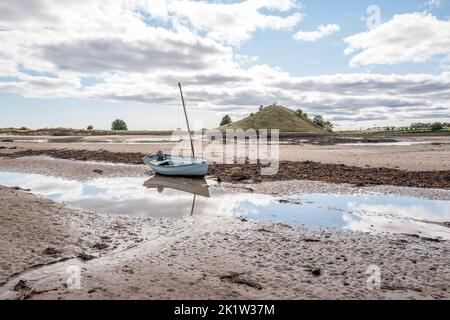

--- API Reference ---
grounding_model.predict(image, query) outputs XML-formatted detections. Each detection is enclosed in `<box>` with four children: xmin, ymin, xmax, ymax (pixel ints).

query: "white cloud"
<box><xmin>234</xmin><ymin>54</ymin><xmax>259</xmax><ymax>67</ymax></box>
<box><xmin>167</xmin><ymin>0</ymin><xmax>303</xmax><ymax>45</ymax></box>
<box><xmin>0</xmin><ymin>0</ymin><xmax>235</xmax><ymax>74</ymax></box>
<box><xmin>422</xmin><ymin>0</ymin><xmax>442</xmax><ymax>11</ymax></box>
<box><xmin>0</xmin><ymin>59</ymin><xmax>18</xmax><ymax>77</ymax></box>
<box><xmin>41</xmin><ymin>35</ymin><xmax>232</xmax><ymax>74</ymax></box>
<box><xmin>293</xmin><ymin>24</ymin><xmax>340</xmax><ymax>42</ymax></box>
<box><xmin>344</xmin><ymin>13</ymin><xmax>450</xmax><ymax>67</ymax></box>
<box><xmin>75</xmin><ymin>68</ymin><xmax>450</xmax><ymax>127</ymax></box>
<box><xmin>0</xmin><ymin>73</ymin><xmax>80</xmax><ymax>98</ymax></box>
<box><xmin>0</xmin><ymin>1</ymin><xmax>448</xmax><ymax>128</ymax></box>
<box><xmin>142</xmin><ymin>0</ymin><xmax>170</xmax><ymax>22</ymax></box>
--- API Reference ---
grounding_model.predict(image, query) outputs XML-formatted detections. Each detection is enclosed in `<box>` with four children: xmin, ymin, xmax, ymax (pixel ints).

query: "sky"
<box><xmin>0</xmin><ymin>0</ymin><xmax>449</xmax><ymax>130</ymax></box>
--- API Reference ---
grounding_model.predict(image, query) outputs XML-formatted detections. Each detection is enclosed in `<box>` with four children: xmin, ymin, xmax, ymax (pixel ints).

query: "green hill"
<box><xmin>220</xmin><ymin>105</ymin><xmax>326</xmax><ymax>133</ymax></box>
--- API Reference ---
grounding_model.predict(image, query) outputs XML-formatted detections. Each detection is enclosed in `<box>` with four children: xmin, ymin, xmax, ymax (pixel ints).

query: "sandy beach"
<box><xmin>1</xmin><ymin>183</ymin><xmax>449</xmax><ymax>300</ymax></box>
<box><xmin>0</xmin><ymin>136</ymin><xmax>449</xmax><ymax>300</ymax></box>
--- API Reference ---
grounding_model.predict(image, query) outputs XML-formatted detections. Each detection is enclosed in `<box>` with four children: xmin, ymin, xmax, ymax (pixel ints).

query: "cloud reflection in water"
<box><xmin>0</xmin><ymin>171</ymin><xmax>449</xmax><ymax>239</ymax></box>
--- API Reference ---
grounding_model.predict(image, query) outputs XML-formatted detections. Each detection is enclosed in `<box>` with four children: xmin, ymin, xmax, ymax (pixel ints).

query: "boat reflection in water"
<box><xmin>143</xmin><ymin>175</ymin><xmax>210</xmax><ymax>217</ymax></box>
<box><xmin>0</xmin><ymin>171</ymin><xmax>449</xmax><ymax>239</ymax></box>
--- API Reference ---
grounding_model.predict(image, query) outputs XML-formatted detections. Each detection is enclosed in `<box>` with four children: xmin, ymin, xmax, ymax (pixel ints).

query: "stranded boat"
<box><xmin>143</xmin><ymin>83</ymin><xmax>209</xmax><ymax>177</ymax></box>
<box><xmin>143</xmin><ymin>154</ymin><xmax>208</xmax><ymax>177</ymax></box>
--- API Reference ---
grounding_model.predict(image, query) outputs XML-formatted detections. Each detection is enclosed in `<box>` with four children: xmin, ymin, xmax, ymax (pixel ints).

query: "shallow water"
<box><xmin>83</xmin><ymin>137</ymin><xmax>181</xmax><ymax>144</ymax></box>
<box><xmin>338</xmin><ymin>141</ymin><xmax>444</xmax><ymax>146</ymax></box>
<box><xmin>0</xmin><ymin>171</ymin><xmax>449</xmax><ymax>239</ymax></box>
<box><xmin>5</xmin><ymin>137</ymin><xmax>180</xmax><ymax>144</ymax></box>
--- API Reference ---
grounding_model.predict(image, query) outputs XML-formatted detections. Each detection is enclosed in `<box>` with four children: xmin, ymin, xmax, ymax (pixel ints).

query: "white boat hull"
<box><xmin>143</xmin><ymin>155</ymin><xmax>209</xmax><ymax>177</ymax></box>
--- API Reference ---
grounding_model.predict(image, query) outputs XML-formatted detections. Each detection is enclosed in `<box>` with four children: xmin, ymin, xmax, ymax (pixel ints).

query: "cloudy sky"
<box><xmin>0</xmin><ymin>0</ymin><xmax>449</xmax><ymax>130</ymax></box>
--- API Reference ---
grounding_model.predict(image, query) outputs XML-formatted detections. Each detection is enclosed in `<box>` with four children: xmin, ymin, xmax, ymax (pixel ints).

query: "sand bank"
<box><xmin>1</xmin><ymin>147</ymin><xmax>449</xmax><ymax>188</ymax></box>
<box><xmin>0</xmin><ymin>185</ymin><xmax>449</xmax><ymax>300</ymax></box>
<box><xmin>1</xmin><ymin>135</ymin><xmax>450</xmax><ymax>171</ymax></box>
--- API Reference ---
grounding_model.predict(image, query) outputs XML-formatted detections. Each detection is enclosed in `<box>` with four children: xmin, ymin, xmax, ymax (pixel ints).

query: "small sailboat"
<box><xmin>143</xmin><ymin>154</ymin><xmax>208</xmax><ymax>177</ymax></box>
<box><xmin>143</xmin><ymin>83</ymin><xmax>209</xmax><ymax>177</ymax></box>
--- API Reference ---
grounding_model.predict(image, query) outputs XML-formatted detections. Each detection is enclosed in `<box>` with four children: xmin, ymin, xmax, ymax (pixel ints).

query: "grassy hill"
<box><xmin>220</xmin><ymin>105</ymin><xmax>326</xmax><ymax>133</ymax></box>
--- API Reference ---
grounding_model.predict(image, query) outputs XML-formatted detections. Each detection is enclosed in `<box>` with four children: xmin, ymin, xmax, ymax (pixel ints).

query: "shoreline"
<box><xmin>2</xmin><ymin>156</ymin><xmax>450</xmax><ymax>204</ymax></box>
<box><xmin>1</xmin><ymin>148</ymin><xmax>449</xmax><ymax>189</ymax></box>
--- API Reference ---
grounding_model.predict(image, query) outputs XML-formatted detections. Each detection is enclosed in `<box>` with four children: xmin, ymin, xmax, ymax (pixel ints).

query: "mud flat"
<box><xmin>0</xmin><ymin>185</ymin><xmax>169</xmax><ymax>286</ymax></box>
<box><xmin>1</xmin><ymin>134</ymin><xmax>450</xmax><ymax>171</ymax></box>
<box><xmin>0</xmin><ymin>185</ymin><xmax>449</xmax><ymax>300</ymax></box>
<box><xmin>1</xmin><ymin>148</ymin><xmax>449</xmax><ymax>189</ymax></box>
<box><xmin>0</xmin><ymin>155</ymin><xmax>149</xmax><ymax>181</ymax></box>
<box><xmin>210</xmin><ymin>161</ymin><xmax>450</xmax><ymax>189</ymax></box>
<box><xmin>224</xmin><ymin>179</ymin><xmax>450</xmax><ymax>201</ymax></box>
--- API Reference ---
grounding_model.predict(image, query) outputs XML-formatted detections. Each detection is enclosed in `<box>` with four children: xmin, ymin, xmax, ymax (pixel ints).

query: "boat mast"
<box><xmin>178</xmin><ymin>82</ymin><xmax>195</xmax><ymax>158</ymax></box>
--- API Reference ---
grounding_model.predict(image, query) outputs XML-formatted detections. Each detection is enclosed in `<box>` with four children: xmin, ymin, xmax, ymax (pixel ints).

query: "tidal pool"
<box><xmin>1</xmin><ymin>136</ymin><xmax>180</xmax><ymax>144</ymax></box>
<box><xmin>338</xmin><ymin>141</ymin><xmax>445</xmax><ymax>146</ymax></box>
<box><xmin>0</xmin><ymin>171</ymin><xmax>449</xmax><ymax>239</ymax></box>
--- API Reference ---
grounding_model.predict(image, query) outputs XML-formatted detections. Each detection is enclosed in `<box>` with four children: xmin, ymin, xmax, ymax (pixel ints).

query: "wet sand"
<box><xmin>0</xmin><ymin>185</ymin><xmax>166</xmax><ymax>286</ymax></box>
<box><xmin>0</xmin><ymin>155</ymin><xmax>149</xmax><ymax>181</ymax></box>
<box><xmin>1</xmin><ymin>134</ymin><xmax>450</xmax><ymax>171</ymax></box>
<box><xmin>0</xmin><ymin>184</ymin><xmax>449</xmax><ymax>300</ymax></box>
<box><xmin>1</xmin><ymin>148</ymin><xmax>449</xmax><ymax>189</ymax></box>
<box><xmin>1</xmin><ymin>155</ymin><xmax>449</xmax><ymax>201</ymax></box>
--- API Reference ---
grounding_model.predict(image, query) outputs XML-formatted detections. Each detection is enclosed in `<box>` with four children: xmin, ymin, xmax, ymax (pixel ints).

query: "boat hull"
<box><xmin>143</xmin><ymin>155</ymin><xmax>209</xmax><ymax>177</ymax></box>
